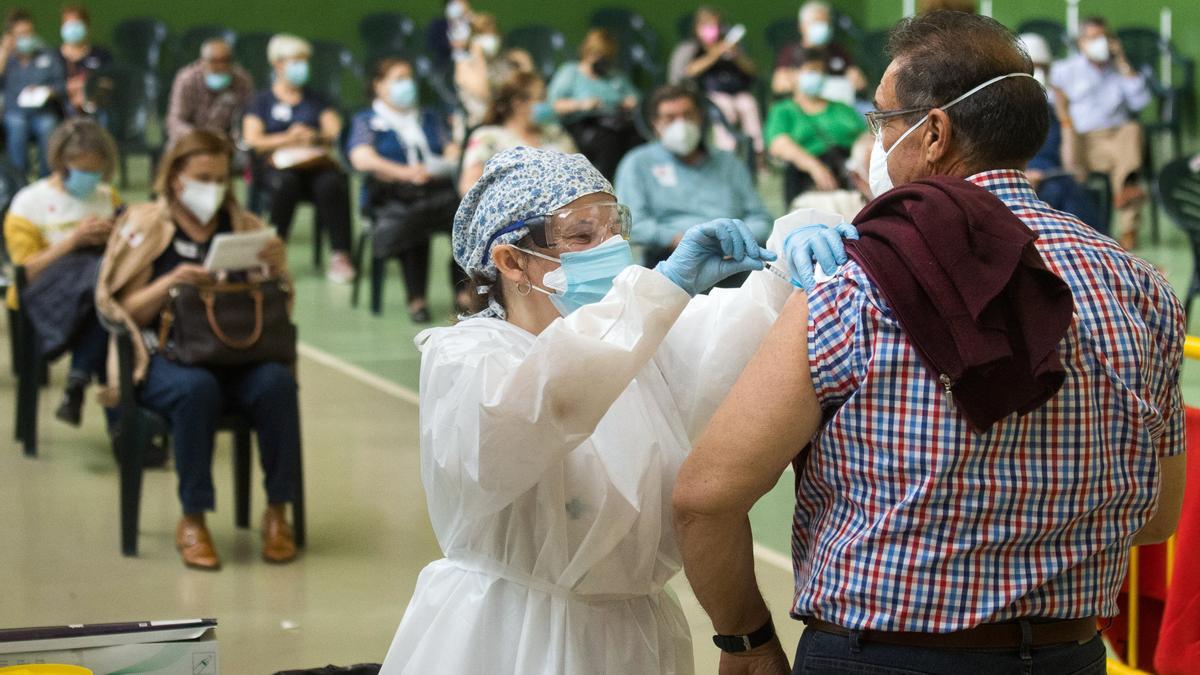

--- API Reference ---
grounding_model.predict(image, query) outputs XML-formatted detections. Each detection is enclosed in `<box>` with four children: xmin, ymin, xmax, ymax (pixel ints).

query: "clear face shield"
<box><xmin>518</xmin><ymin>202</ymin><xmax>633</xmax><ymax>253</ymax></box>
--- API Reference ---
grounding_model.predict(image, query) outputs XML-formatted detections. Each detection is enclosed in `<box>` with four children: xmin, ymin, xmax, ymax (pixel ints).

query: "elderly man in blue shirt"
<box><xmin>615</xmin><ymin>84</ymin><xmax>772</xmax><ymax>269</ymax></box>
<box><xmin>1050</xmin><ymin>16</ymin><xmax>1150</xmax><ymax>249</ymax></box>
<box><xmin>0</xmin><ymin>8</ymin><xmax>66</xmax><ymax>177</ymax></box>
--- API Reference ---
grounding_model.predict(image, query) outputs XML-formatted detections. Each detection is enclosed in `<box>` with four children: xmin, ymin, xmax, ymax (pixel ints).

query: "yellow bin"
<box><xmin>0</xmin><ymin>666</ymin><xmax>93</xmax><ymax>675</ymax></box>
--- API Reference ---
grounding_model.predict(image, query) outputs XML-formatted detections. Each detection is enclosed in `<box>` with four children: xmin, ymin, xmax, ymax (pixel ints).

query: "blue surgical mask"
<box><xmin>64</xmin><ymin>168</ymin><xmax>103</xmax><ymax>199</ymax></box>
<box><xmin>204</xmin><ymin>71</ymin><xmax>232</xmax><ymax>91</ymax></box>
<box><xmin>15</xmin><ymin>35</ymin><xmax>39</xmax><ymax>55</ymax></box>
<box><xmin>60</xmin><ymin>20</ymin><xmax>87</xmax><ymax>45</ymax></box>
<box><xmin>284</xmin><ymin>59</ymin><xmax>309</xmax><ymax>87</ymax></box>
<box><xmin>388</xmin><ymin>78</ymin><xmax>418</xmax><ymax>109</ymax></box>
<box><xmin>806</xmin><ymin>21</ymin><xmax>832</xmax><ymax>47</ymax></box>
<box><xmin>519</xmin><ymin>236</ymin><xmax>634</xmax><ymax>315</ymax></box>
<box><xmin>531</xmin><ymin>100</ymin><xmax>556</xmax><ymax>125</ymax></box>
<box><xmin>798</xmin><ymin>71</ymin><xmax>825</xmax><ymax>97</ymax></box>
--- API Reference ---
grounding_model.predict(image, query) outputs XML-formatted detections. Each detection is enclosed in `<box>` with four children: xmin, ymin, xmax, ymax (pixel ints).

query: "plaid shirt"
<box><xmin>793</xmin><ymin>170</ymin><xmax>1185</xmax><ymax>632</ymax></box>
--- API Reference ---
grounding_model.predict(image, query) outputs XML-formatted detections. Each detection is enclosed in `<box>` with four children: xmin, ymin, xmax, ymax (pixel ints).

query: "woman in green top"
<box><xmin>764</xmin><ymin>47</ymin><xmax>867</xmax><ymax>204</ymax></box>
<box><xmin>546</xmin><ymin>28</ymin><xmax>641</xmax><ymax>179</ymax></box>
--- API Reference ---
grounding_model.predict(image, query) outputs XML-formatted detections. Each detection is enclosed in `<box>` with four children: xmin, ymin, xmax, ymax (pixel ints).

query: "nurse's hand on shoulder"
<box><xmin>782</xmin><ymin>221</ymin><xmax>858</xmax><ymax>293</ymax></box>
<box><xmin>654</xmin><ymin>218</ymin><xmax>776</xmax><ymax>296</ymax></box>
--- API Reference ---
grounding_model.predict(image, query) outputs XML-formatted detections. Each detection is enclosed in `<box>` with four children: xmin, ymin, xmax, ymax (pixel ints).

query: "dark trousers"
<box><xmin>138</xmin><ymin>355</ymin><xmax>301</xmax><ymax>514</ymax></box>
<box><xmin>1037</xmin><ymin>175</ymin><xmax>1108</xmax><ymax>236</ymax></box>
<box><xmin>68</xmin><ymin>311</ymin><xmax>109</xmax><ymax>382</ymax></box>
<box><xmin>392</xmin><ymin>242</ymin><xmax>467</xmax><ymax>303</ymax></box>
<box><xmin>369</xmin><ymin>179</ymin><xmax>464</xmax><ymax>303</ymax></box>
<box><xmin>564</xmin><ymin>115</ymin><xmax>643</xmax><ymax>180</ymax></box>
<box><xmin>267</xmin><ymin>164</ymin><xmax>352</xmax><ymax>253</ymax></box>
<box><xmin>792</xmin><ymin>626</ymin><xmax>1106</xmax><ymax>675</ymax></box>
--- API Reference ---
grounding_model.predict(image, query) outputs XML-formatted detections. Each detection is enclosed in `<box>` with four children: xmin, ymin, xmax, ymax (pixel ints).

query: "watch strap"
<box><xmin>712</xmin><ymin>618</ymin><xmax>775</xmax><ymax>653</ymax></box>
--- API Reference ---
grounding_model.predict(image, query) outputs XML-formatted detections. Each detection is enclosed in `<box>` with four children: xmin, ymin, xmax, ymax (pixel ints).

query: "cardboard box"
<box><xmin>0</xmin><ymin>620</ymin><xmax>218</xmax><ymax>675</ymax></box>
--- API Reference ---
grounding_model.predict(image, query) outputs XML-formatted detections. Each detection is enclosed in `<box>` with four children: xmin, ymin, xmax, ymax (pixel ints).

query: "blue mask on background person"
<box><xmin>798</xmin><ymin>71</ymin><xmax>825</xmax><ymax>97</ymax></box>
<box><xmin>518</xmin><ymin>236</ymin><xmax>634</xmax><ymax>315</ymax></box>
<box><xmin>64</xmin><ymin>168</ymin><xmax>103</xmax><ymax>199</ymax></box>
<box><xmin>204</xmin><ymin>72</ymin><xmax>232</xmax><ymax>91</ymax></box>
<box><xmin>284</xmin><ymin>60</ymin><xmax>310</xmax><ymax>87</ymax></box>
<box><xmin>15</xmin><ymin>35</ymin><xmax>39</xmax><ymax>55</ymax></box>
<box><xmin>60</xmin><ymin>20</ymin><xmax>87</xmax><ymax>45</ymax></box>
<box><xmin>388</xmin><ymin>78</ymin><xmax>418</xmax><ymax>109</ymax></box>
<box><xmin>531</xmin><ymin>101</ymin><xmax>556</xmax><ymax>126</ymax></box>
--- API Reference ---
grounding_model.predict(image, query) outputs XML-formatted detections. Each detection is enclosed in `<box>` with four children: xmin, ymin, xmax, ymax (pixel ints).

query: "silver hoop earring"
<box><xmin>516</xmin><ymin>279</ymin><xmax>532</xmax><ymax>296</ymax></box>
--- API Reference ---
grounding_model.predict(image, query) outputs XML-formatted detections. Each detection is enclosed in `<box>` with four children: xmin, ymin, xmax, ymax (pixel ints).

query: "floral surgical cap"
<box><xmin>453</xmin><ymin>146</ymin><xmax>614</xmax><ymax>289</ymax></box>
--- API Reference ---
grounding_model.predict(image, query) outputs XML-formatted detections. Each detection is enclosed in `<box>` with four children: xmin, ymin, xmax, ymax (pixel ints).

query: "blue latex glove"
<box><xmin>781</xmin><ymin>222</ymin><xmax>860</xmax><ymax>292</ymax></box>
<box><xmin>654</xmin><ymin>219</ymin><xmax>777</xmax><ymax>296</ymax></box>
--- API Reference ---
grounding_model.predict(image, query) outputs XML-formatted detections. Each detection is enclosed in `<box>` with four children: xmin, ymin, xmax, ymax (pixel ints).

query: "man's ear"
<box><xmin>923</xmin><ymin>108</ymin><xmax>954</xmax><ymax>166</ymax></box>
<box><xmin>492</xmin><ymin>245</ymin><xmax>527</xmax><ymax>284</ymax></box>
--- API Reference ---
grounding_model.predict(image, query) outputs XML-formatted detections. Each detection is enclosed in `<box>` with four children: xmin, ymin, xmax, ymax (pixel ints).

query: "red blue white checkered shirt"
<box><xmin>793</xmin><ymin>170</ymin><xmax>1185</xmax><ymax>632</ymax></box>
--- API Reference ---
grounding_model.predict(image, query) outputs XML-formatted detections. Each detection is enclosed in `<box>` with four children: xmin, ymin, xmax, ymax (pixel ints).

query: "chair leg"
<box><xmin>312</xmin><ymin>210</ymin><xmax>325</xmax><ymax>271</ymax></box>
<box><xmin>118</xmin><ymin>413</ymin><xmax>147</xmax><ymax>556</ymax></box>
<box><xmin>350</xmin><ymin>231</ymin><xmax>366</xmax><ymax>308</ymax></box>
<box><xmin>293</xmin><ymin>442</ymin><xmax>305</xmax><ymax>548</ymax></box>
<box><xmin>8</xmin><ymin>308</ymin><xmax>19</xmax><ymax>376</ymax></box>
<box><xmin>15</xmin><ymin>316</ymin><xmax>39</xmax><ymax>457</ymax></box>
<box><xmin>234</xmin><ymin>426</ymin><xmax>252</xmax><ymax>529</ymax></box>
<box><xmin>370</xmin><ymin>255</ymin><xmax>385</xmax><ymax>316</ymax></box>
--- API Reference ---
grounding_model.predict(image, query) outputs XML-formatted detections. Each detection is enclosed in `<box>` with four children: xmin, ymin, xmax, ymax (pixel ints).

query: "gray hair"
<box><xmin>267</xmin><ymin>34</ymin><xmax>311</xmax><ymax>63</ymax></box>
<box><xmin>799</xmin><ymin>1</ymin><xmax>831</xmax><ymax>24</ymax></box>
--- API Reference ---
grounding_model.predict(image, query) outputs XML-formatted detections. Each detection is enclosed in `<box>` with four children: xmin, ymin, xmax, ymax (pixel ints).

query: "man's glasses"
<box><xmin>865</xmin><ymin>106</ymin><xmax>931</xmax><ymax>135</ymax></box>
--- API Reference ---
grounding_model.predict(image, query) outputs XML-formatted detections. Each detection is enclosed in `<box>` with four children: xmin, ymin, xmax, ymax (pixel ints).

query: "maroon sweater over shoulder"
<box><xmin>845</xmin><ymin>176</ymin><xmax>1075</xmax><ymax>433</ymax></box>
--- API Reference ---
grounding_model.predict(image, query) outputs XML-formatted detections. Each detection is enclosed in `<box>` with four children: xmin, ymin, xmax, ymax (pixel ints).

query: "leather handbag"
<box><xmin>159</xmin><ymin>280</ymin><xmax>296</xmax><ymax>366</ymax></box>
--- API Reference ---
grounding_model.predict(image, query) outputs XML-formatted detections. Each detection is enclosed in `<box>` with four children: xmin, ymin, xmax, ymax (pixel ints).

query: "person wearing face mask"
<box><xmin>165</xmin><ymin>38</ymin><xmax>253</xmax><ymax>147</ymax></box>
<box><xmin>616</xmin><ymin>84</ymin><xmax>771</xmax><ymax>270</ymax></box>
<box><xmin>95</xmin><ymin>130</ymin><xmax>301</xmax><ymax>571</ymax></box>
<box><xmin>668</xmin><ymin>7</ymin><xmax>762</xmax><ymax>155</ymax></box>
<box><xmin>348</xmin><ymin>57</ymin><xmax>465</xmax><ymax>321</ymax></box>
<box><xmin>426</xmin><ymin>0</ymin><xmax>474</xmax><ymax>68</ymax></box>
<box><xmin>57</xmin><ymin>5</ymin><xmax>111</xmax><ymax>119</ymax></box>
<box><xmin>379</xmin><ymin>145</ymin><xmax>854</xmax><ymax>674</ymax></box>
<box><xmin>454</xmin><ymin>12</ymin><xmax>508</xmax><ymax>127</ymax></box>
<box><xmin>4</xmin><ymin>118</ymin><xmax>121</xmax><ymax>428</ymax></box>
<box><xmin>547</xmin><ymin>28</ymin><xmax>641</xmax><ymax>179</ymax></box>
<box><xmin>765</xmin><ymin>48</ymin><xmax>867</xmax><ymax>205</ymax></box>
<box><xmin>243</xmin><ymin>33</ymin><xmax>356</xmax><ymax>284</ymax></box>
<box><xmin>458</xmin><ymin>71</ymin><xmax>576</xmax><ymax>195</ymax></box>
<box><xmin>1049</xmin><ymin>16</ymin><xmax>1150</xmax><ymax>250</ymax></box>
<box><xmin>1</xmin><ymin>8</ymin><xmax>67</xmax><ymax>177</ymax></box>
<box><xmin>675</xmin><ymin>12</ymin><xmax>1183</xmax><ymax>675</ymax></box>
<box><xmin>771</xmin><ymin>1</ymin><xmax>866</xmax><ymax>97</ymax></box>
<box><xmin>1018</xmin><ymin>33</ymin><xmax>1105</xmax><ymax>235</ymax></box>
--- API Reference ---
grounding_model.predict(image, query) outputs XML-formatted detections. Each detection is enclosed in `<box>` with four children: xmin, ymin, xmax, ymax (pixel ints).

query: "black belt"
<box><xmin>801</xmin><ymin>616</ymin><xmax>1098</xmax><ymax>650</ymax></box>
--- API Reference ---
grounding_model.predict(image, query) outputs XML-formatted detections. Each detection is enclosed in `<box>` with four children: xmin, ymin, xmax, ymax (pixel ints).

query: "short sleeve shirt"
<box><xmin>247</xmin><ymin>88</ymin><xmax>331</xmax><ymax>134</ymax></box>
<box><xmin>763</xmin><ymin>98</ymin><xmax>866</xmax><ymax>157</ymax></box>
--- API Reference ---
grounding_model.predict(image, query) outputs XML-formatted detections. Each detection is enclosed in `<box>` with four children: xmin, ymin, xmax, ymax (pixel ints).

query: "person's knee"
<box><xmin>313</xmin><ymin>169</ymin><xmax>349</xmax><ymax>199</ymax></box>
<box><xmin>270</xmin><ymin>169</ymin><xmax>303</xmax><ymax>193</ymax></box>
<box><xmin>247</xmin><ymin>362</ymin><xmax>298</xmax><ymax>405</ymax></box>
<box><xmin>33</xmin><ymin>114</ymin><xmax>58</xmax><ymax>136</ymax></box>
<box><xmin>174</xmin><ymin>368</ymin><xmax>223</xmax><ymax>413</ymax></box>
<box><xmin>4</xmin><ymin>114</ymin><xmax>28</xmax><ymax>134</ymax></box>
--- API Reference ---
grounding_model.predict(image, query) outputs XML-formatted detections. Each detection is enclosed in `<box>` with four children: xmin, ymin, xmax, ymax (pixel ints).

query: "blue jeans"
<box><xmin>792</xmin><ymin>625</ymin><xmax>1107</xmax><ymax>675</ymax></box>
<box><xmin>138</xmin><ymin>355</ymin><xmax>301</xmax><ymax>514</ymax></box>
<box><xmin>4</xmin><ymin>109</ymin><xmax>58</xmax><ymax>177</ymax></box>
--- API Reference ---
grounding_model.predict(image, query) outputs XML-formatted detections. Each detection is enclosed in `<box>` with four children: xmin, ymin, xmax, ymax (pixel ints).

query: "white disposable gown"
<box><xmin>382</xmin><ymin>265</ymin><xmax>791</xmax><ymax>674</ymax></box>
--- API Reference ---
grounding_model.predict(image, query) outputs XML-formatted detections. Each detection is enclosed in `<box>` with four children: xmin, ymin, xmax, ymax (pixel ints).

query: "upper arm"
<box><xmin>675</xmin><ymin>293</ymin><xmax>822</xmax><ymax>516</ymax></box>
<box><xmin>242</xmin><ymin>112</ymin><xmax>265</xmax><ymax>142</ymax></box>
<box><xmin>4</xmin><ymin>211</ymin><xmax>46</xmax><ymax>264</ymax></box>
<box><xmin>546</xmin><ymin>65</ymin><xmax>572</xmax><ymax>101</ymax></box>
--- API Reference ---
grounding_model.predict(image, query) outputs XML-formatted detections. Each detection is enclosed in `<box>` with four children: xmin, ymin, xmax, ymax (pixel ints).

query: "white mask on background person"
<box><xmin>806</xmin><ymin>21</ymin><xmax>832</xmax><ymax>46</ymax></box>
<box><xmin>868</xmin><ymin>72</ymin><xmax>1037</xmax><ymax>198</ymax></box>
<box><xmin>1032</xmin><ymin>66</ymin><xmax>1047</xmax><ymax>88</ymax></box>
<box><xmin>474</xmin><ymin>34</ymin><xmax>500</xmax><ymax>58</ymax></box>
<box><xmin>659</xmin><ymin>119</ymin><xmax>702</xmax><ymax>156</ymax></box>
<box><xmin>178</xmin><ymin>177</ymin><xmax>227</xmax><ymax>224</ymax></box>
<box><xmin>445</xmin><ymin>0</ymin><xmax>466</xmax><ymax>20</ymax></box>
<box><xmin>1083</xmin><ymin>36</ymin><xmax>1110</xmax><ymax>63</ymax></box>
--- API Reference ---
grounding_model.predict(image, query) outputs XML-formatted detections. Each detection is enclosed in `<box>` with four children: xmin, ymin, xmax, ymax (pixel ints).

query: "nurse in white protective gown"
<box><xmin>381</xmin><ymin>147</ymin><xmax>856</xmax><ymax>674</ymax></box>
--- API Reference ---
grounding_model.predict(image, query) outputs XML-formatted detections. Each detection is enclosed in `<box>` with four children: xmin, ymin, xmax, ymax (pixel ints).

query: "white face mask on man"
<box><xmin>868</xmin><ymin>72</ymin><xmax>1038</xmax><ymax>198</ymax></box>
<box><xmin>178</xmin><ymin>177</ymin><xmax>228</xmax><ymax>225</ymax></box>
<box><xmin>659</xmin><ymin>118</ymin><xmax>702</xmax><ymax>156</ymax></box>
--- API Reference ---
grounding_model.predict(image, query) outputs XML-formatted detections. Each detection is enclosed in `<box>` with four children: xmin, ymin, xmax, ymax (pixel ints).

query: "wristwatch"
<box><xmin>712</xmin><ymin>618</ymin><xmax>775</xmax><ymax>653</ymax></box>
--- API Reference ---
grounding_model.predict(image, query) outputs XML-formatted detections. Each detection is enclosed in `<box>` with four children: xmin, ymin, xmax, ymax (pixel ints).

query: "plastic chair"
<box><xmin>85</xmin><ymin>65</ymin><xmax>162</xmax><ymax>188</ymax></box>
<box><xmin>11</xmin><ymin>267</ymin><xmax>47</xmax><ymax>458</ymax></box>
<box><xmin>589</xmin><ymin>10</ymin><xmax>662</xmax><ymax>90</ymax></box>
<box><xmin>0</xmin><ymin>160</ymin><xmax>26</xmax><ymax>376</ymax></box>
<box><xmin>505</xmin><ymin>25</ymin><xmax>570</xmax><ymax>82</ymax></box>
<box><xmin>111</xmin><ymin>18</ymin><xmax>168</xmax><ymax>72</ymax></box>
<box><xmin>309</xmin><ymin>40</ymin><xmax>363</xmax><ymax>112</ymax></box>
<box><xmin>358</xmin><ymin>12</ymin><xmax>418</xmax><ymax>58</ymax></box>
<box><xmin>765</xmin><ymin>18</ymin><xmax>800</xmax><ymax>56</ymax></box>
<box><xmin>107</xmin><ymin>323</ymin><xmax>306</xmax><ymax>557</ymax></box>
<box><xmin>852</xmin><ymin>29</ymin><xmax>891</xmax><ymax>92</ymax></box>
<box><xmin>233</xmin><ymin>31</ymin><xmax>274</xmax><ymax>89</ymax></box>
<box><xmin>1157</xmin><ymin>156</ymin><xmax>1200</xmax><ymax>324</ymax></box>
<box><xmin>176</xmin><ymin>25</ymin><xmax>238</xmax><ymax>71</ymax></box>
<box><xmin>1016</xmin><ymin>19</ymin><xmax>1071</xmax><ymax>59</ymax></box>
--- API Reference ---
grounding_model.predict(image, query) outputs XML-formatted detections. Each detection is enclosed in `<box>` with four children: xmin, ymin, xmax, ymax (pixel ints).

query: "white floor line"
<box><xmin>298</xmin><ymin>340</ymin><xmax>794</xmax><ymax>573</ymax></box>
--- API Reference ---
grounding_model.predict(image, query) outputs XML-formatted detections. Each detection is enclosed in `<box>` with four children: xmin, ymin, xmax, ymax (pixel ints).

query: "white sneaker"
<box><xmin>326</xmin><ymin>252</ymin><xmax>355</xmax><ymax>284</ymax></box>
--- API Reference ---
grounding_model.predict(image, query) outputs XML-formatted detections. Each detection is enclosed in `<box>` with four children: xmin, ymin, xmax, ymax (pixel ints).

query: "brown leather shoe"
<box><xmin>1115</xmin><ymin>184</ymin><xmax>1147</xmax><ymax>210</ymax></box>
<box><xmin>175</xmin><ymin>517</ymin><xmax>220</xmax><ymax>570</ymax></box>
<box><xmin>262</xmin><ymin>507</ymin><xmax>297</xmax><ymax>564</ymax></box>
